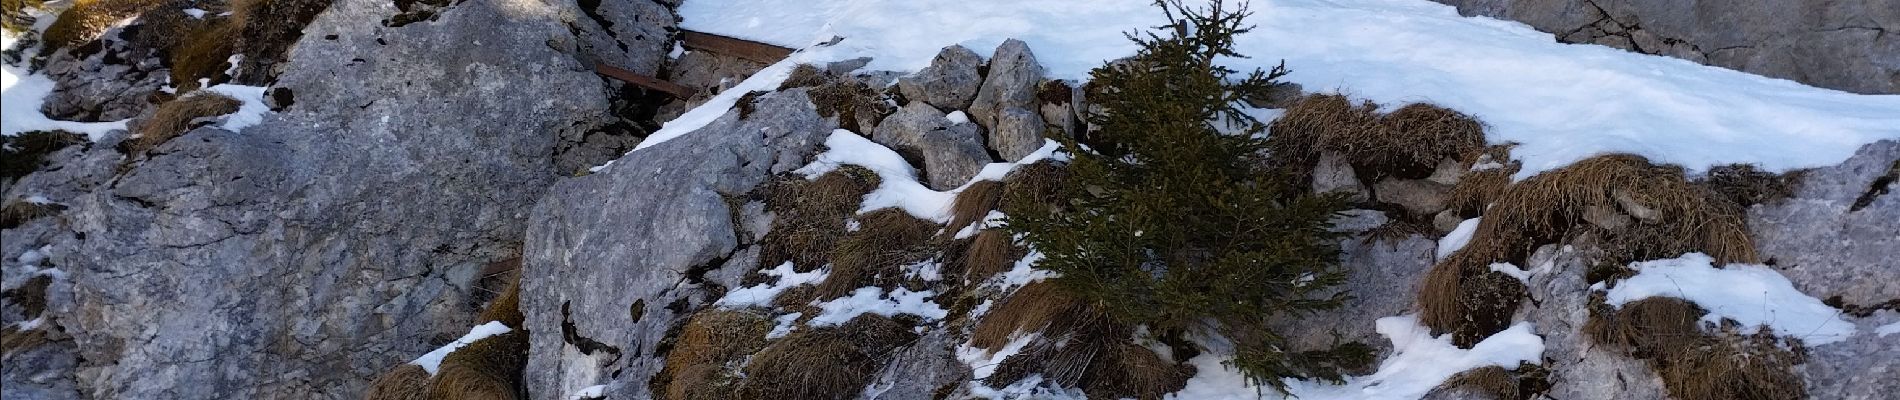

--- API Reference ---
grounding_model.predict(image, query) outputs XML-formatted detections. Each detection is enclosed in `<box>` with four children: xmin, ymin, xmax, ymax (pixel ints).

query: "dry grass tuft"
<box><xmin>427</xmin><ymin>330</ymin><xmax>529</xmax><ymax>400</ymax></box>
<box><xmin>1443</xmin><ymin>145</ymin><xmax>1518</xmax><ymax>217</ymax></box>
<box><xmin>1432</xmin><ymin>366</ymin><xmax>1518</xmax><ymax>400</ymax></box>
<box><xmin>982</xmin><ymin>304</ymin><xmax>1191</xmax><ymax>400</ymax></box>
<box><xmin>947</xmin><ymin>180</ymin><xmax>1004</xmax><ymax>233</ymax></box>
<box><xmin>759</xmin><ymin>166</ymin><xmax>881</xmax><ymax>271</ymax></box>
<box><xmin>999</xmin><ymin>161</ymin><xmax>1070</xmax><ymax>212</ymax></box>
<box><xmin>815</xmin><ymin>208</ymin><xmax>939</xmax><ymax>300</ymax></box>
<box><xmin>364</xmin><ymin>363</ymin><xmax>431</xmax><ymax>400</ymax></box>
<box><xmin>2</xmin><ymin>130</ymin><xmax>86</xmax><ymax>181</ymax></box>
<box><xmin>39</xmin><ymin>0</ymin><xmax>166</xmax><ymax>53</ymax></box>
<box><xmin>1585</xmin><ymin>297</ymin><xmax>1706</xmax><ymax>359</ymax></box>
<box><xmin>228</xmin><ymin>0</ymin><xmax>331</xmax><ymax>79</ymax></box>
<box><xmin>736</xmin><ymin>314</ymin><xmax>917</xmax><ymax>399</ymax></box>
<box><xmin>970</xmin><ymin>281</ymin><xmax>1089</xmax><ymax>350</ymax></box>
<box><xmin>1</xmin><ymin>201</ymin><xmax>66</xmax><ymax>229</ymax></box>
<box><xmin>475</xmin><ymin>273</ymin><xmax>523</xmax><ymax>328</ymax></box>
<box><xmin>125</xmin><ymin>92</ymin><xmax>240</xmax><ymax>156</ymax></box>
<box><xmin>1267</xmin><ymin>94</ymin><xmax>1486</xmax><ymax>182</ymax></box>
<box><xmin>778</xmin><ymin>64</ymin><xmax>828</xmax><ymax>90</ymax></box>
<box><xmin>1656</xmin><ymin>331</ymin><xmax>1805</xmax><ymax>400</ymax></box>
<box><xmin>0</xmin><ymin>325</ymin><xmax>50</xmax><ymax>356</ymax></box>
<box><xmin>1419</xmin><ymin>154</ymin><xmax>1758</xmax><ymax>346</ymax></box>
<box><xmin>651</xmin><ymin>310</ymin><xmax>771</xmax><ymax>400</ymax></box>
<box><xmin>809</xmin><ymin>78</ymin><xmax>886</xmax><ymax>133</ymax></box>
<box><xmin>167</xmin><ymin>15</ymin><xmax>238</xmax><ymax>91</ymax></box>
<box><xmin>959</xmin><ymin>230</ymin><xmax>1017</xmax><ymax>283</ymax></box>
<box><xmin>2</xmin><ymin>274</ymin><xmax>52</xmax><ymax>318</ymax></box>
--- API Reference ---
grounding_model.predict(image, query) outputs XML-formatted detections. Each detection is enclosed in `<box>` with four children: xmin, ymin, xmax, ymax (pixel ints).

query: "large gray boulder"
<box><xmin>39</xmin><ymin>0</ymin><xmax>616</xmax><ymax>397</ymax></box>
<box><xmin>1750</xmin><ymin>140</ymin><xmax>1899</xmax><ymax>399</ymax></box>
<box><xmin>1428</xmin><ymin>0</ymin><xmax>1900</xmax><ymax>94</ymax></box>
<box><xmin>871</xmin><ymin>102</ymin><xmax>993</xmax><ymax>190</ymax></box>
<box><xmin>898</xmin><ymin>45</ymin><xmax>985</xmax><ymax>111</ymax></box>
<box><xmin>990</xmin><ymin>107</ymin><xmax>1046</xmax><ymax>161</ymax></box>
<box><xmin>1273</xmin><ymin>224</ymin><xmax>1434</xmax><ymax>359</ymax></box>
<box><xmin>968</xmin><ymin>39</ymin><xmax>1046</xmax><ymax>131</ymax></box>
<box><xmin>522</xmin><ymin>90</ymin><xmax>832</xmax><ymax>400</ymax></box>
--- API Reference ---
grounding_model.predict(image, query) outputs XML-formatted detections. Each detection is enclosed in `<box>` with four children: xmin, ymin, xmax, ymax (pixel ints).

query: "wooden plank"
<box><xmin>594</xmin><ymin>62</ymin><xmax>696</xmax><ymax>98</ymax></box>
<box><xmin>680</xmin><ymin>31</ymin><xmax>794</xmax><ymax>64</ymax></box>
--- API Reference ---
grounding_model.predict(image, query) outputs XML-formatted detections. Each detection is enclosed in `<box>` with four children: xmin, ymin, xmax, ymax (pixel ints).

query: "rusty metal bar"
<box><xmin>680</xmin><ymin>31</ymin><xmax>794</xmax><ymax>64</ymax></box>
<box><xmin>594</xmin><ymin>62</ymin><xmax>696</xmax><ymax>98</ymax></box>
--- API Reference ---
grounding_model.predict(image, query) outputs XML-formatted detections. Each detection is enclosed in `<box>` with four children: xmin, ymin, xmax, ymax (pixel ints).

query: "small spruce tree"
<box><xmin>1004</xmin><ymin>0</ymin><xmax>1370</xmax><ymax>393</ymax></box>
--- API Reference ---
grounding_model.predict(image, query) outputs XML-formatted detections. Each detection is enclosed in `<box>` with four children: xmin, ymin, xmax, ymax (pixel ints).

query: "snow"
<box><xmin>767</xmin><ymin>312</ymin><xmax>802</xmax><ymax>339</ymax></box>
<box><xmin>1487</xmin><ymin>262</ymin><xmax>1532</xmax><ymax>284</ymax></box>
<box><xmin>959</xmin><ymin>333</ymin><xmax>1039</xmax><ymax>381</ymax></box>
<box><xmin>716</xmin><ymin>262</ymin><xmax>827</xmax><ymax>307</ymax></box>
<box><xmin>199</xmin><ymin>84</ymin><xmax>273</xmax><ymax>131</ymax></box>
<box><xmin>806</xmin><ymin>286</ymin><xmax>948</xmax><ymax>326</ymax></box>
<box><xmin>985</xmin><ymin>250</ymin><xmax>1053</xmax><ymax>289</ymax></box>
<box><xmin>13</xmin><ymin>316</ymin><xmax>45</xmax><ymax>331</ymax></box>
<box><xmin>3</xmin><ymin>56</ymin><xmax>129</xmax><ymax>140</ymax></box>
<box><xmin>410</xmin><ymin>321</ymin><xmax>513</xmax><ymax>375</ymax></box>
<box><xmin>1877</xmin><ymin>322</ymin><xmax>1900</xmax><ymax>337</ymax></box>
<box><xmin>1604</xmin><ymin>253</ymin><xmax>1857</xmax><ymax>346</ymax></box>
<box><xmin>945</xmin><ymin>110</ymin><xmax>970</xmax><ymax>124</ymax></box>
<box><xmin>182</xmin><ymin>8</ymin><xmax>207</xmax><ymax>18</ymax></box>
<box><xmin>796</xmin><ymin>130</ymin><xmax>1065</xmax><ymax>223</ymax></box>
<box><xmin>681</xmin><ymin>0</ymin><xmax>1900</xmax><ymax>178</ymax></box>
<box><xmin>952</xmin><ymin>210</ymin><xmax>1006</xmax><ymax>239</ymax></box>
<box><xmin>1169</xmin><ymin>315</ymin><xmax>1544</xmax><ymax>400</ymax></box>
<box><xmin>902</xmin><ymin>260</ymin><xmax>944</xmax><ymax>281</ymax></box>
<box><xmin>1436</xmin><ymin>217</ymin><xmax>1480</xmax><ymax>260</ymax></box>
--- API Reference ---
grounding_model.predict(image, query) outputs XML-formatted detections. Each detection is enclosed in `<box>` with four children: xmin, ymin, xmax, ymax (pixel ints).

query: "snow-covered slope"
<box><xmin>680</xmin><ymin>0</ymin><xmax>1900</xmax><ymax>178</ymax></box>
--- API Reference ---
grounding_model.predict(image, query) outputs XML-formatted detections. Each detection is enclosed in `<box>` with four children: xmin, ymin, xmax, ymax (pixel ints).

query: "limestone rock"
<box><xmin>1273</xmin><ymin>234</ymin><xmax>1434</xmax><ymax>359</ymax></box>
<box><xmin>1517</xmin><ymin>245</ymin><xmax>1671</xmax><ymax>399</ymax></box>
<box><xmin>968</xmin><ymin>39</ymin><xmax>1045</xmax><ymax>130</ymax></box>
<box><xmin>523</xmin><ymin>90</ymin><xmax>831</xmax><ymax>400</ymax></box>
<box><xmin>42</xmin><ymin>0</ymin><xmax>618</xmax><ymax>397</ymax></box>
<box><xmin>1374</xmin><ymin>178</ymin><xmax>1451</xmax><ymax>216</ymax></box>
<box><xmin>872</xmin><ymin>102</ymin><xmax>992</xmax><ymax>190</ymax></box>
<box><xmin>1313</xmin><ymin>152</ymin><xmax>1370</xmax><ymax>203</ymax></box>
<box><xmin>898</xmin><ymin>45</ymin><xmax>985</xmax><ymax>110</ymax></box>
<box><xmin>990</xmin><ymin>107</ymin><xmax>1046</xmax><ymax>161</ymax></box>
<box><xmin>1427</xmin><ymin>0</ymin><xmax>1900</xmax><ymax>94</ymax></box>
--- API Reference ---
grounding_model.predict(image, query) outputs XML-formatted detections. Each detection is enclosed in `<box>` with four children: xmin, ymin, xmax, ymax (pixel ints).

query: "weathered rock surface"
<box><xmin>1428</xmin><ymin>0</ymin><xmax>1900</xmax><ymax>94</ymax></box>
<box><xmin>1750</xmin><ymin>140</ymin><xmax>1899</xmax><ymax>400</ymax></box>
<box><xmin>1275</xmin><ymin>231</ymin><xmax>1434</xmax><ymax>359</ymax></box>
<box><xmin>865</xmin><ymin>330</ymin><xmax>971</xmax><ymax>399</ymax></box>
<box><xmin>1516</xmin><ymin>244</ymin><xmax>1670</xmax><ymax>399</ymax></box>
<box><xmin>871</xmin><ymin>102</ymin><xmax>993</xmax><ymax>190</ymax></box>
<box><xmin>522</xmin><ymin>90</ymin><xmax>831</xmax><ymax>400</ymax></box>
<box><xmin>29</xmin><ymin>0</ymin><xmax>617</xmax><ymax>397</ymax></box>
<box><xmin>968</xmin><ymin>39</ymin><xmax>1045</xmax><ymax>131</ymax></box>
<box><xmin>1313</xmin><ymin>151</ymin><xmax>1370</xmax><ymax>203</ymax></box>
<box><xmin>37</xmin><ymin>39</ymin><xmax>167</xmax><ymax>122</ymax></box>
<box><xmin>990</xmin><ymin>107</ymin><xmax>1046</xmax><ymax>161</ymax></box>
<box><xmin>898</xmin><ymin>45</ymin><xmax>985</xmax><ymax>111</ymax></box>
<box><xmin>1374</xmin><ymin>178</ymin><xmax>1451</xmax><ymax>216</ymax></box>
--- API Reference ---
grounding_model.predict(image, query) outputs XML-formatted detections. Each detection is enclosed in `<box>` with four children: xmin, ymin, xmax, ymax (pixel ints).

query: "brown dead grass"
<box><xmin>1419</xmin><ymin>154</ymin><xmax>1758</xmax><ymax>346</ymax></box>
<box><xmin>815</xmin><ymin>208</ymin><xmax>939</xmax><ymax>299</ymax></box>
<box><xmin>652</xmin><ymin>310</ymin><xmax>771</xmax><ymax>400</ymax></box>
<box><xmin>1268</xmin><ymin>94</ymin><xmax>1486</xmax><ymax>182</ymax></box>
<box><xmin>759</xmin><ymin>166</ymin><xmax>881</xmax><ymax>271</ymax></box>
<box><xmin>1586</xmin><ymin>297</ymin><xmax>1707</xmax><ymax>359</ymax></box>
<box><xmin>3</xmin><ymin>275</ymin><xmax>51</xmax><ymax>319</ymax></box>
<box><xmin>999</xmin><ymin>161</ymin><xmax>1070</xmax><ymax>212</ymax></box>
<box><xmin>0</xmin><ymin>201</ymin><xmax>65</xmax><ymax>229</ymax></box>
<box><xmin>475</xmin><ymin>274</ymin><xmax>523</xmax><ymax>328</ymax></box>
<box><xmin>971</xmin><ymin>281</ymin><xmax>1090</xmax><ymax>350</ymax></box>
<box><xmin>960</xmin><ymin>230</ymin><xmax>1017</xmax><ymax>283</ymax></box>
<box><xmin>736</xmin><ymin>314</ymin><xmax>917</xmax><ymax>399</ymax></box>
<box><xmin>1443</xmin><ymin>145</ymin><xmax>1518</xmax><ymax>218</ymax></box>
<box><xmin>365</xmin><ymin>363</ymin><xmax>431</xmax><ymax>400</ymax></box>
<box><xmin>1699</xmin><ymin>164</ymin><xmax>1803</xmax><ymax>208</ymax></box>
<box><xmin>167</xmin><ymin>17</ymin><xmax>238</xmax><ymax>91</ymax></box>
<box><xmin>1585</xmin><ymin>298</ymin><xmax>1804</xmax><ymax>400</ymax></box>
<box><xmin>1433</xmin><ymin>366</ymin><xmax>1518</xmax><ymax>400</ymax></box>
<box><xmin>982</xmin><ymin>302</ymin><xmax>1191</xmax><ymax>400</ymax></box>
<box><xmin>39</xmin><ymin>0</ymin><xmax>166</xmax><ymax>53</ymax></box>
<box><xmin>125</xmin><ymin>92</ymin><xmax>240</xmax><ymax>156</ymax></box>
<box><xmin>427</xmin><ymin>330</ymin><xmax>529</xmax><ymax>400</ymax></box>
<box><xmin>947</xmin><ymin>180</ymin><xmax>1004</xmax><ymax>234</ymax></box>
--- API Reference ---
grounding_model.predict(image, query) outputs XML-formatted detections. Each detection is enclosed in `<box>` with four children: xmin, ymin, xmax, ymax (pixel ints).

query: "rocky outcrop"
<box><xmin>1750</xmin><ymin>140</ymin><xmax>1899</xmax><ymax>400</ymax></box>
<box><xmin>6</xmin><ymin>0</ymin><xmax>632</xmax><ymax>397</ymax></box>
<box><xmin>522</xmin><ymin>90</ymin><xmax>832</xmax><ymax>399</ymax></box>
<box><xmin>871</xmin><ymin>102</ymin><xmax>993</xmax><ymax>190</ymax></box>
<box><xmin>898</xmin><ymin>45</ymin><xmax>984</xmax><ymax>111</ymax></box>
<box><xmin>1429</xmin><ymin>0</ymin><xmax>1900</xmax><ymax>94</ymax></box>
<box><xmin>968</xmin><ymin>39</ymin><xmax>1046</xmax><ymax>151</ymax></box>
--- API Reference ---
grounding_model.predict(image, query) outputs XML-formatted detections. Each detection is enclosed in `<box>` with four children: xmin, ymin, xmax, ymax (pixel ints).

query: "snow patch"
<box><xmin>716</xmin><ymin>262</ymin><xmax>827</xmax><ymax>307</ymax></box>
<box><xmin>411</xmin><ymin>321</ymin><xmax>513</xmax><ymax>375</ymax></box>
<box><xmin>1604</xmin><ymin>253</ymin><xmax>1857</xmax><ymax>346</ymax></box>
<box><xmin>1436</xmin><ymin>217</ymin><xmax>1480</xmax><ymax>260</ymax></box>
<box><xmin>200</xmin><ymin>84</ymin><xmax>272</xmax><ymax>132</ymax></box>
<box><xmin>1169</xmin><ymin>315</ymin><xmax>1544</xmax><ymax>399</ymax></box>
<box><xmin>1876</xmin><ymin>322</ymin><xmax>1900</xmax><ymax>337</ymax></box>
<box><xmin>568</xmin><ymin>384</ymin><xmax>609</xmax><ymax>399</ymax></box>
<box><xmin>3</xmin><ymin>59</ymin><xmax>129</xmax><ymax>139</ymax></box>
<box><xmin>796</xmin><ymin>130</ymin><xmax>1064</xmax><ymax>223</ymax></box>
<box><xmin>807</xmin><ymin>286</ymin><xmax>948</xmax><ymax>326</ymax></box>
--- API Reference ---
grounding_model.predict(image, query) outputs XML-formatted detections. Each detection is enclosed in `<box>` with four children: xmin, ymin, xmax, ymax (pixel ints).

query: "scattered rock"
<box><xmin>1313</xmin><ymin>152</ymin><xmax>1370</xmax><ymax>202</ymax></box>
<box><xmin>1330</xmin><ymin>209</ymin><xmax>1391</xmax><ymax>233</ymax></box>
<box><xmin>1582</xmin><ymin>204</ymin><xmax>1630</xmax><ymax>231</ymax></box>
<box><xmin>968</xmin><ymin>39</ymin><xmax>1045</xmax><ymax>131</ymax></box>
<box><xmin>1432</xmin><ymin>210</ymin><xmax>1465</xmax><ymax>234</ymax></box>
<box><xmin>897</xmin><ymin>45</ymin><xmax>984</xmax><ymax>110</ymax></box>
<box><xmin>1611</xmin><ymin>188</ymin><xmax>1661</xmax><ymax>221</ymax></box>
<box><xmin>871</xmin><ymin>102</ymin><xmax>992</xmax><ymax>190</ymax></box>
<box><xmin>989</xmin><ymin>107</ymin><xmax>1045</xmax><ymax>161</ymax></box>
<box><xmin>1374</xmin><ymin>178</ymin><xmax>1450</xmax><ymax>216</ymax></box>
<box><xmin>1427</xmin><ymin>157</ymin><xmax>1465</xmax><ymax>185</ymax></box>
